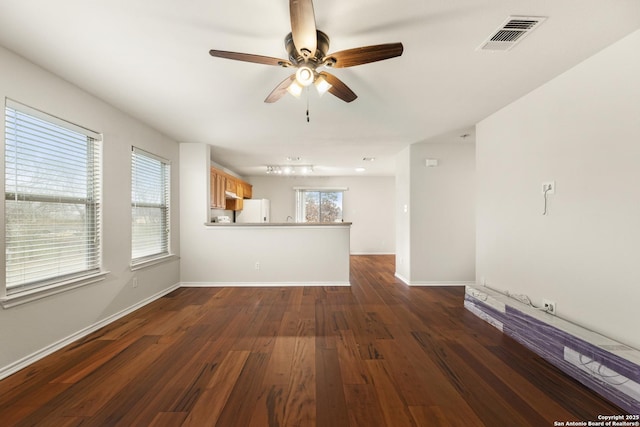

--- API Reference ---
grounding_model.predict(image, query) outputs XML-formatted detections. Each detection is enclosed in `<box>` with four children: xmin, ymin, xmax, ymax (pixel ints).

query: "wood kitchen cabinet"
<box><xmin>210</xmin><ymin>169</ymin><xmax>226</xmax><ymax>209</ymax></box>
<box><xmin>241</xmin><ymin>181</ymin><xmax>252</xmax><ymax>199</ymax></box>
<box><xmin>225</xmin><ymin>198</ymin><xmax>243</xmax><ymax>211</ymax></box>
<box><xmin>225</xmin><ymin>180</ymin><xmax>243</xmax><ymax>210</ymax></box>
<box><xmin>225</xmin><ymin>177</ymin><xmax>237</xmax><ymax>194</ymax></box>
<box><xmin>210</xmin><ymin>166</ymin><xmax>253</xmax><ymax>211</ymax></box>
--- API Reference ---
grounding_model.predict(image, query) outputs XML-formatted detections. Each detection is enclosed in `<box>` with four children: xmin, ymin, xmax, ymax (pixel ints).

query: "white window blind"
<box><xmin>131</xmin><ymin>147</ymin><xmax>170</xmax><ymax>264</ymax></box>
<box><xmin>4</xmin><ymin>100</ymin><xmax>102</xmax><ymax>293</ymax></box>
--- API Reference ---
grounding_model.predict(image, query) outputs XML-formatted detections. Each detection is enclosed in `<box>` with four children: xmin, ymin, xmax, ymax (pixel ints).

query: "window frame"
<box><xmin>2</xmin><ymin>99</ymin><xmax>106</xmax><ymax>307</ymax></box>
<box><xmin>294</xmin><ymin>187</ymin><xmax>346</xmax><ymax>223</ymax></box>
<box><xmin>130</xmin><ymin>146</ymin><xmax>171</xmax><ymax>268</ymax></box>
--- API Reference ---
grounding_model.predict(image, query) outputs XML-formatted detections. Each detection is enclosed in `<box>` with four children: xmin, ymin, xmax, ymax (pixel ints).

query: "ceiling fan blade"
<box><xmin>319</xmin><ymin>72</ymin><xmax>357</xmax><ymax>103</ymax></box>
<box><xmin>289</xmin><ymin>0</ymin><xmax>317</xmax><ymax>58</ymax></box>
<box><xmin>264</xmin><ymin>74</ymin><xmax>296</xmax><ymax>103</ymax></box>
<box><xmin>324</xmin><ymin>43</ymin><xmax>403</xmax><ymax>68</ymax></box>
<box><xmin>209</xmin><ymin>50</ymin><xmax>291</xmax><ymax>67</ymax></box>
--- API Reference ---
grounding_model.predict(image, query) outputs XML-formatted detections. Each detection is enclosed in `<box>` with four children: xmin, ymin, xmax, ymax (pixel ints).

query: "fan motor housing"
<box><xmin>285</xmin><ymin>30</ymin><xmax>330</xmax><ymax>66</ymax></box>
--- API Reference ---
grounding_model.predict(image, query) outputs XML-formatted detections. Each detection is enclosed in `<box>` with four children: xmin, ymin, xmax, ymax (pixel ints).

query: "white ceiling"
<box><xmin>1</xmin><ymin>0</ymin><xmax>639</xmax><ymax>176</ymax></box>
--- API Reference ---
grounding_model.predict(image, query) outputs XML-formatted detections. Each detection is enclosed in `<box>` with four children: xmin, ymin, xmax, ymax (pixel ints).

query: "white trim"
<box><xmin>1</xmin><ymin>271</ymin><xmax>109</xmax><ymax>309</ymax></box>
<box><xmin>181</xmin><ymin>281</ymin><xmax>350</xmax><ymax>288</ymax></box>
<box><xmin>394</xmin><ymin>273</ymin><xmax>410</xmax><ymax>285</ymax></box>
<box><xmin>407</xmin><ymin>281</ymin><xmax>472</xmax><ymax>287</ymax></box>
<box><xmin>6</xmin><ymin>98</ymin><xmax>102</xmax><ymax>140</ymax></box>
<box><xmin>350</xmin><ymin>252</ymin><xmax>395</xmax><ymax>256</ymax></box>
<box><xmin>392</xmin><ymin>273</ymin><xmax>471</xmax><ymax>287</ymax></box>
<box><xmin>0</xmin><ymin>282</ymin><xmax>181</xmax><ymax>380</ymax></box>
<box><xmin>132</xmin><ymin>146</ymin><xmax>171</xmax><ymax>165</ymax></box>
<box><xmin>130</xmin><ymin>254</ymin><xmax>179</xmax><ymax>271</ymax></box>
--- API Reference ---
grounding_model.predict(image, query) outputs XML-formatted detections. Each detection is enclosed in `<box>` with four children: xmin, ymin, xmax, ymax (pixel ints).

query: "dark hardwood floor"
<box><xmin>0</xmin><ymin>255</ymin><xmax>624</xmax><ymax>426</ymax></box>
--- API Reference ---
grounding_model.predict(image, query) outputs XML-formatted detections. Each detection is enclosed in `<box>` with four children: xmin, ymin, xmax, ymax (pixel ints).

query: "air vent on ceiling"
<box><xmin>478</xmin><ymin>16</ymin><xmax>547</xmax><ymax>51</ymax></box>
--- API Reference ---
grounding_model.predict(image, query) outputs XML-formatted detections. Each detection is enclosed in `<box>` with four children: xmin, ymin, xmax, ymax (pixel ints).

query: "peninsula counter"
<box><xmin>179</xmin><ymin>222</ymin><xmax>351</xmax><ymax>287</ymax></box>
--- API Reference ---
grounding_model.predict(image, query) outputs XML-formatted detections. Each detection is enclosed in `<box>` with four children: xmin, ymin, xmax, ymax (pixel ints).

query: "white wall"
<box><xmin>395</xmin><ymin>141</ymin><xmax>476</xmax><ymax>285</ymax></box>
<box><xmin>476</xmin><ymin>29</ymin><xmax>640</xmax><ymax>350</ymax></box>
<box><xmin>248</xmin><ymin>175</ymin><xmax>395</xmax><ymax>254</ymax></box>
<box><xmin>395</xmin><ymin>147</ymin><xmax>411</xmax><ymax>281</ymax></box>
<box><xmin>410</xmin><ymin>141</ymin><xmax>475</xmax><ymax>284</ymax></box>
<box><xmin>0</xmin><ymin>46</ymin><xmax>180</xmax><ymax>375</ymax></box>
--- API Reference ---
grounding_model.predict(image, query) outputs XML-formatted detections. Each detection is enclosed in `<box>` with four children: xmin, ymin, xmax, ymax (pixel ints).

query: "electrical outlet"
<box><xmin>133</xmin><ymin>277</ymin><xmax>138</xmax><ymax>288</ymax></box>
<box><xmin>542</xmin><ymin>181</ymin><xmax>556</xmax><ymax>194</ymax></box>
<box><xmin>542</xmin><ymin>299</ymin><xmax>556</xmax><ymax>315</ymax></box>
<box><xmin>255</xmin><ymin>262</ymin><xmax>260</xmax><ymax>271</ymax></box>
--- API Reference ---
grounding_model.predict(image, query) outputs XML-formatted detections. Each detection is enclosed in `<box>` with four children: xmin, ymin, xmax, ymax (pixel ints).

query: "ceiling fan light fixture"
<box><xmin>295</xmin><ymin>66</ymin><xmax>314</xmax><ymax>86</ymax></box>
<box><xmin>287</xmin><ymin>80</ymin><xmax>303</xmax><ymax>98</ymax></box>
<box><xmin>209</xmin><ymin>0</ymin><xmax>403</xmax><ymax>104</ymax></box>
<box><xmin>314</xmin><ymin>75</ymin><xmax>332</xmax><ymax>96</ymax></box>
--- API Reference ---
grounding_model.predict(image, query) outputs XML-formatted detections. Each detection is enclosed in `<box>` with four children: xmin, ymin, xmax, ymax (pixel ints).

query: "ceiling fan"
<box><xmin>209</xmin><ymin>0</ymin><xmax>404</xmax><ymax>103</ymax></box>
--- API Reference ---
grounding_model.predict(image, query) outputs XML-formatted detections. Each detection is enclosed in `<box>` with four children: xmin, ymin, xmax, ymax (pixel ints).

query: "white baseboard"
<box><xmin>393</xmin><ymin>273</ymin><xmax>471</xmax><ymax>287</ymax></box>
<box><xmin>0</xmin><ymin>282</ymin><xmax>181</xmax><ymax>381</ymax></box>
<box><xmin>181</xmin><ymin>281</ymin><xmax>350</xmax><ymax>287</ymax></box>
<box><xmin>349</xmin><ymin>252</ymin><xmax>395</xmax><ymax>256</ymax></box>
<box><xmin>407</xmin><ymin>281</ymin><xmax>472</xmax><ymax>287</ymax></box>
<box><xmin>394</xmin><ymin>273</ymin><xmax>410</xmax><ymax>285</ymax></box>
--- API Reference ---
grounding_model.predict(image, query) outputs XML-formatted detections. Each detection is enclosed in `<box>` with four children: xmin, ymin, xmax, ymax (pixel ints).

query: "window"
<box><xmin>295</xmin><ymin>189</ymin><xmax>344</xmax><ymax>223</ymax></box>
<box><xmin>131</xmin><ymin>147</ymin><xmax>170</xmax><ymax>265</ymax></box>
<box><xmin>4</xmin><ymin>100</ymin><xmax>102</xmax><ymax>295</ymax></box>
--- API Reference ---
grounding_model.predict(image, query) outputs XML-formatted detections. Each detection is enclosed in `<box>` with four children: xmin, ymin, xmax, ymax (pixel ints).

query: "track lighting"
<box><xmin>266</xmin><ymin>165</ymin><xmax>314</xmax><ymax>175</ymax></box>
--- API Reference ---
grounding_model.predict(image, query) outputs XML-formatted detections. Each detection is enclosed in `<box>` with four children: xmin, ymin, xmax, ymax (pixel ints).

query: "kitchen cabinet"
<box><xmin>210</xmin><ymin>169</ymin><xmax>226</xmax><ymax>209</ymax></box>
<box><xmin>225</xmin><ymin>198</ymin><xmax>243</xmax><ymax>211</ymax></box>
<box><xmin>225</xmin><ymin>177</ymin><xmax>237</xmax><ymax>194</ymax></box>
<box><xmin>241</xmin><ymin>181</ymin><xmax>252</xmax><ymax>199</ymax></box>
<box><xmin>210</xmin><ymin>166</ymin><xmax>253</xmax><ymax>211</ymax></box>
<box><xmin>226</xmin><ymin>181</ymin><xmax>243</xmax><ymax>210</ymax></box>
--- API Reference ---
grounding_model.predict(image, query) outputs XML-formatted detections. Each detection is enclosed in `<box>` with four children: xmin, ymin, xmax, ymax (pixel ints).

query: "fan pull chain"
<box><xmin>306</xmin><ymin>87</ymin><xmax>310</xmax><ymax>123</ymax></box>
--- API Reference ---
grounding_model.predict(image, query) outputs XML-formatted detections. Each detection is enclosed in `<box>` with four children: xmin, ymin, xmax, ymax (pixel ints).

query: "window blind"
<box><xmin>4</xmin><ymin>101</ymin><xmax>102</xmax><ymax>293</ymax></box>
<box><xmin>131</xmin><ymin>147</ymin><xmax>170</xmax><ymax>264</ymax></box>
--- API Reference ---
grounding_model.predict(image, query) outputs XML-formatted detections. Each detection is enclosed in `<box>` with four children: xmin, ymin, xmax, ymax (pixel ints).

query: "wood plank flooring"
<box><xmin>0</xmin><ymin>255</ymin><xmax>625</xmax><ymax>426</ymax></box>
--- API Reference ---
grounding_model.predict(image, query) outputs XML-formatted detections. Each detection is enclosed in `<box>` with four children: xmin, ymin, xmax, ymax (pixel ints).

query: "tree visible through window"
<box><xmin>298</xmin><ymin>190</ymin><xmax>343</xmax><ymax>222</ymax></box>
<box><xmin>4</xmin><ymin>101</ymin><xmax>102</xmax><ymax>293</ymax></box>
<box><xmin>131</xmin><ymin>148</ymin><xmax>170</xmax><ymax>264</ymax></box>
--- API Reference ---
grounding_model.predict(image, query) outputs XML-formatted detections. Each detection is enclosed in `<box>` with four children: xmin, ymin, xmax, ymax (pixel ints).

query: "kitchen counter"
<box><xmin>205</xmin><ymin>222</ymin><xmax>352</xmax><ymax>227</ymax></box>
<box><xmin>181</xmin><ymin>221</ymin><xmax>351</xmax><ymax>287</ymax></box>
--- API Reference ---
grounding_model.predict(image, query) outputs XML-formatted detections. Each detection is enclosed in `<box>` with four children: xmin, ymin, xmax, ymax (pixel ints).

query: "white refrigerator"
<box><xmin>236</xmin><ymin>199</ymin><xmax>270</xmax><ymax>223</ymax></box>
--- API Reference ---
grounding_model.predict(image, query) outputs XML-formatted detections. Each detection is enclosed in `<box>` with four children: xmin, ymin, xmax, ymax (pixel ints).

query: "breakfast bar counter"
<box><xmin>180</xmin><ymin>222</ymin><xmax>351</xmax><ymax>287</ymax></box>
<box><xmin>204</xmin><ymin>222</ymin><xmax>352</xmax><ymax>227</ymax></box>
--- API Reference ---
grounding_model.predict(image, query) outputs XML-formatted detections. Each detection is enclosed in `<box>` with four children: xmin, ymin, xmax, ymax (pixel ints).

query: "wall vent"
<box><xmin>478</xmin><ymin>16</ymin><xmax>547</xmax><ymax>51</ymax></box>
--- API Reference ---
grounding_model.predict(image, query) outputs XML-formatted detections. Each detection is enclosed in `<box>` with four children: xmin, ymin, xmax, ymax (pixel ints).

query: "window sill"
<box><xmin>130</xmin><ymin>254</ymin><xmax>179</xmax><ymax>271</ymax></box>
<box><xmin>1</xmin><ymin>271</ymin><xmax>109</xmax><ymax>309</ymax></box>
